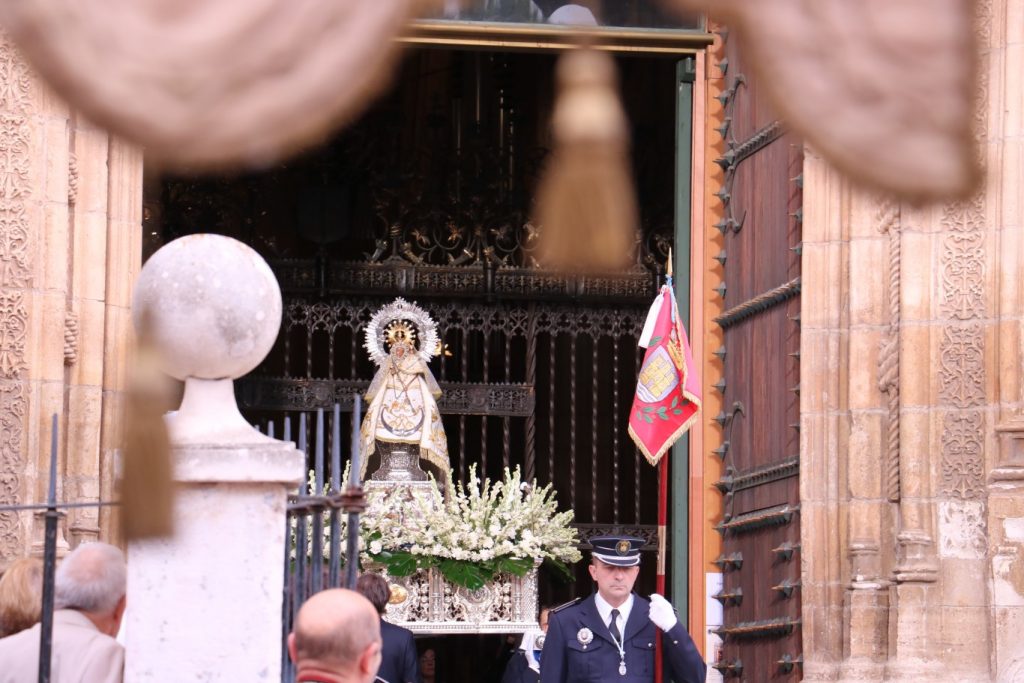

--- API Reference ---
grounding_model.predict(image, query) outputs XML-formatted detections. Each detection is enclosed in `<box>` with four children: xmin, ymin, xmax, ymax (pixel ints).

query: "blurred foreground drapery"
<box><xmin>0</xmin><ymin>0</ymin><xmax>439</xmax><ymax>170</ymax></box>
<box><xmin>119</xmin><ymin>308</ymin><xmax>174</xmax><ymax>541</ymax></box>
<box><xmin>662</xmin><ymin>0</ymin><xmax>980</xmax><ymax>201</ymax></box>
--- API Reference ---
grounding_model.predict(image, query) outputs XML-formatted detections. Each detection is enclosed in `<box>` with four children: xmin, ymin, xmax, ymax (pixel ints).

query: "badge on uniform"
<box><xmin>577</xmin><ymin>627</ymin><xmax>593</xmax><ymax>648</ymax></box>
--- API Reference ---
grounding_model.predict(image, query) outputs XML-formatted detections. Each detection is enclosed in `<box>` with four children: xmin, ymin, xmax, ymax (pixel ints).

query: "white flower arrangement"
<box><xmin>291</xmin><ymin>465</ymin><xmax>581</xmax><ymax>590</ymax></box>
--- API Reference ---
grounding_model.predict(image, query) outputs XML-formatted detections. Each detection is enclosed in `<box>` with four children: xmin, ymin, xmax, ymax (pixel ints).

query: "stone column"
<box><xmin>125</xmin><ymin>418</ymin><xmax>301</xmax><ymax>681</ymax></box>
<box><xmin>840</xmin><ymin>190</ymin><xmax>895</xmax><ymax>682</ymax></box>
<box><xmin>124</xmin><ymin>234</ymin><xmax>303</xmax><ymax>682</ymax></box>
<box><xmin>0</xmin><ymin>33</ymin><xmax>42</xmax><ymax>562</ymax></box>
<box><xmin>98</xmin><ymin>139</ymin><xmax>144</xmax><ymax>540</ymax></box>
<box><xmin>887</xmin><ymin>199</ymin><xmax>940</xmax><ymax>680</ymax></box>
<box><xmin>0</xmin><ymin>33</ymin><xmax>143</xmax><ymax>564</ymax></box>
<box><xmin>799</xmin><ymin>148</ymin><xmax>848</xmax><ymax>683</ymax></box>
<box><xmin>802</xmin><ymin>0</ymin><xmax>1010</xmax><ymax>676</ymax></box>
<box><xmin>990</xmin><ymin>425</ymin><xmax>1024</xmax><ymax>681</ymax></box>
<box><xmin>801</xmin><ymin>153</ymin><xmax>895</xmax><ymax>683</ymax></box>
<box><xmin>987</xmin><ymin>0</ymin><xmax>1024</xmax><ymax>679</ymax></box>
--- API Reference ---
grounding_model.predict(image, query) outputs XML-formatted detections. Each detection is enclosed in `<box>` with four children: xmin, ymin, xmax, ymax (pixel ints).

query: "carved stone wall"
<box><xmin>0</xmin><ymin>33</ymin><xmax>34</xmax><ymax>562</ymax></box>
<box><xmin>800</xmin><ymin>0</ymin><xmax>1022</xmax><ymax>679</ymax></box>
<box><xmin>0</xmin><ymin>34</ymin><xmax>142</xmax><ymax>565</ymax></box>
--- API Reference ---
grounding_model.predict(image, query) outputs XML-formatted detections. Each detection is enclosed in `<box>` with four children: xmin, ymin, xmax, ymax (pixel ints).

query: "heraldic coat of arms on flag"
<box><xmin>628</xmin><ymin>280</ymin><xmax>701</xmax><ymax>466</ymax></box>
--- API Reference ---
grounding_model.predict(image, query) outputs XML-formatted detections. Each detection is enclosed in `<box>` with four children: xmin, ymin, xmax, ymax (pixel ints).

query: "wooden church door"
<box><xmin>710</xmin><ymin>30</ymin><xmax>804</xmax><ymax>681</ymax></box>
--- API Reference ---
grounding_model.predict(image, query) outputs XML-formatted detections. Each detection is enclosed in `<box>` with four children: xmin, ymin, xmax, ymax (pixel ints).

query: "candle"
<box><xmin>349</xmin><ymin>394</ymin><xmax>361</xmax><ymax>486</ymax></box>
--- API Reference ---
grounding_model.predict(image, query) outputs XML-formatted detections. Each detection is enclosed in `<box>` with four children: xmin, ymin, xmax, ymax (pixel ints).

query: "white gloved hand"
<box><xmin>648</xmin><ymin>593</ymin><xmax>678</xmax><ymax>631</ymax></box>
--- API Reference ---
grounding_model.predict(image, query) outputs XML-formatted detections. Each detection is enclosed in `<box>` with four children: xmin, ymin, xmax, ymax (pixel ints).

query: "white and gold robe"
<box><xmin>360</xmin><ymin>350</ymin><xmax>450</xmax><ymax>483</ymax></box>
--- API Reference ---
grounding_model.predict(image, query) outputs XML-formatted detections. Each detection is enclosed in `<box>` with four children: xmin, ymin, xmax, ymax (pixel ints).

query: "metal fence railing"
<box><xmin>2</xmin><ymin>404</ymin><xmax>367</xmax><ymax>683</ymax></box>
<box><xmin>264</xmin><ymin>400</ymin><xmax>366</xmax><ymax>683</ymax></box>
<box><xmin>0</xmin><ymin>415</ymin><xmax>119</xmax><ymax>683</ymax></box>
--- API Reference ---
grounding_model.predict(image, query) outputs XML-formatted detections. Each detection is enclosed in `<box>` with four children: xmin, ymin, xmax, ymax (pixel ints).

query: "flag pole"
<box><xmin>655</xmin><ymin>250</ymin><xmax>672</xmax><ymax>683</ymax></box>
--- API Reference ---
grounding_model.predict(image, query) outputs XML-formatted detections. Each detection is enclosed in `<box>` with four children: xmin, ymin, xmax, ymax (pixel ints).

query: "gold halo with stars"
<box><xmin>384</xmin><ymin>320</ymin><xmax>417</xmax><ymax>349</ymax></box>
<box><xmin>363</xmin><ymin>297</ymin><xmax>439</xmax><ymax>366</ymax></box>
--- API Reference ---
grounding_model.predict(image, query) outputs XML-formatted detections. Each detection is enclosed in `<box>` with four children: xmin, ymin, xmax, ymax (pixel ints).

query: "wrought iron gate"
<box><xmin>237</xmin><ymin>276</ymin><xmax>664</xmax><ymax>597</ymax></box>
<box><xmin>709</xmin><ymin>32</ymin><xmax>804</xmax><ymax>680</ymax></box>
<box><xmin>146</xmin><ymin>47</ymin><xmax>686</xmax><ymax>601</ymax></box>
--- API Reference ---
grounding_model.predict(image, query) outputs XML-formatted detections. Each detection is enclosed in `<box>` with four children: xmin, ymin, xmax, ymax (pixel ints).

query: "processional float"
<box><xmin>326</xmin><ymin>298</ymin><xmax>580</xmax><ymax>634</ymax></box>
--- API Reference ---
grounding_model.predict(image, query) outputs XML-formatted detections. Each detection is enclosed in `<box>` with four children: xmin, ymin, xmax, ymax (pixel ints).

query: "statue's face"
<box><xmin>390</xmin><ymin>340</ymin><xmax>413</xmax><ymax>359</ymax></box>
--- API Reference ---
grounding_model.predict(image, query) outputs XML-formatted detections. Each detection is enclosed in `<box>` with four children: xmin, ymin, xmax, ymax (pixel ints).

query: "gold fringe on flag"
<box><xmin>533</xmin><ymin>47</ymin><xmax>638</xmax><ymax>274</ymax></box>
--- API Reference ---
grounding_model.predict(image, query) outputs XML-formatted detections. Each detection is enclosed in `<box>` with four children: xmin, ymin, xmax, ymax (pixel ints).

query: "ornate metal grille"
<box><xmin>239</xmin><ymin>293</ymin><xmax>660</xmax><ymax>531</ymax></box>
<box><xmin>146</xmin><ymin>47</ymin><xmax>681</xmax><ymax>601</ymax></box>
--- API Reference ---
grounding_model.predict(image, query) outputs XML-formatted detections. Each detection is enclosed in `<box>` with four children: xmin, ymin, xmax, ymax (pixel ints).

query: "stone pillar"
<box><xmin>124</xmin><ymin>234</ymin><xmax>303</xmax><ymax>682</ymax></box>
<box><xmin>0</xmin><ymin>33</ymin><xmax>143</xmax><ymax>564</ymax></box>
<box><xmin>125</xmin><ymin>429</ymin><xmax>300</xmax><ymax>681</ymax></box>
<box><xmin>799</xmin><ymin>149</ymin><xmax>848</xmax><ymax>683</ymax></box>
<box><xmin>987</xmin><ymin>0</ymin><xmax>1024</xmax><ymax>679</ymax></box>
<box><xmin>801</xmin><ymin>0</ymin><xmax>1011</xmax><ymax>679</ymax></box>
<box><xmin>801</xmin><ymin>153</ymin><xmax>896</xmax><ymax>683</ymax></box>
<box><xmin>840</xmin><ymin>191</ymin><xmax>895</xmax><ymax>682</ymax></box>
<box><xmin>990</xmin><ymin>426</ymin><xmax>1024</xmax><ymax>681</ymax></box>
<box><xmin>886</xmin><ymin>198</ymin><xmax>940</xmax><ymax>681</ymax></box>
<box><xmin>0</xmin><ymin>32</ymin><xmax>42</xmax><ymax>562</ymax></box>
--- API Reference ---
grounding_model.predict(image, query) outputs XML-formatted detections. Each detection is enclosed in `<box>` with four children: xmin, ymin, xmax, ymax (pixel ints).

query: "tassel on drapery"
<box><xmin>533</xmin><ymin>47</ymin><xmax>638</xmax><ymax>273</ymax></box>
<box><xmin>119</xmin><ymin>308</ymin><xmax>175</xmax><ymax>541</ymax></box>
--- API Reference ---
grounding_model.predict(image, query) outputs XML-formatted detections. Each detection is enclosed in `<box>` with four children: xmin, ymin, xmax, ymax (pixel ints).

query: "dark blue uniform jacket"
<box><xmin>539</xmin><ymin>594</ymin><xmax>705</xmax><ymax>683</ymax></box>
<box><xmin>377</xmin><ymin>621</ymin><xmax>420</xmax><ymax>683</ymax></box>
<box><xmin>502</xmin><ymin>651</ymin><xmax>540</xmax><ymax>683</ymax></box>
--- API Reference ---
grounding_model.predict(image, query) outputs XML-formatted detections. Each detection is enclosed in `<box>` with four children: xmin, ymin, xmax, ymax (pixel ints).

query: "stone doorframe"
<box><xmin>798</xmin><ymin>1</ymin><xmax>1024</xmax><ymax>679</ymax></box>
<box><xmin>0</xmin><ymin>35</ymin><xmax>142</xmax><ymax>565</ymax></box>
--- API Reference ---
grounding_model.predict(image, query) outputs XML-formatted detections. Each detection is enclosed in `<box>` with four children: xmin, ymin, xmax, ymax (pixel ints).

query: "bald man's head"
<box><xmin>289</xmin><ymin>588</ymin><xmax>382</xmax><ymax>681</ymax></box>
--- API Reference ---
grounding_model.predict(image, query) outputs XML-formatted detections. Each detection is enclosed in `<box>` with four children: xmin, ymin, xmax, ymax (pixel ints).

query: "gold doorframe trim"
<box><xmin>401</xmin><ymin>20</ymin><xmax>713</xmax><ymax>55</ymax></box>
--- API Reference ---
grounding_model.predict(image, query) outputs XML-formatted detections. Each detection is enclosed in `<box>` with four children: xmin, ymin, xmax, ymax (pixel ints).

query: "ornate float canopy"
<box><xmin>363</xmin><ymin>297</ymin><xmax>439</xmax><ymax>366</ymax></box>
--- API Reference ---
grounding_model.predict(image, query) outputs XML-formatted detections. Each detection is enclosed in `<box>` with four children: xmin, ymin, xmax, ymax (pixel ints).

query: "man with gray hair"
<box><xmin>0</xmin><ymin>542</ymin><xmax>126</xmax><ymax>683</ymax></box>
<box><xmin>288</xmin><ymin>588</ymin><xmax>383</xmax><ymax>683</ymax></box>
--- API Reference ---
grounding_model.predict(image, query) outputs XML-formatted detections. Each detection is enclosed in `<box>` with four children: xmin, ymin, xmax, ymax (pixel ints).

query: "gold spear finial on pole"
<box><xmin>667</xmin><ymin>247</ymin><xmax>673</xmax><ymax>278</ymax></box>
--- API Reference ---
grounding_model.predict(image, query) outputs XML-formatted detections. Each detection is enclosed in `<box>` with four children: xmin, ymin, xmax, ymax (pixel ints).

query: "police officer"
<box><xmin>501</xmin><ymin>607</ymin><xmax>550</xmax><ymax>683</ymax></box>
<box><xmin>539</xmin><ymin>536</ymin><xmax>705</xmax><ymax>683</ymax></box>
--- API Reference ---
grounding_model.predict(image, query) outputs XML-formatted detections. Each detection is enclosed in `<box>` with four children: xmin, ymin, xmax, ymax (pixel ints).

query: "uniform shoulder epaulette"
<box><xmin>551</xmin><ymin>597</ymin><xmax>581</xmax><ymax>614</ymax></box>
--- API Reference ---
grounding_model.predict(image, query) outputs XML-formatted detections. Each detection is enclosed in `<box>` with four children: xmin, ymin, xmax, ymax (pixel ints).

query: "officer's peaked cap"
<box><xmin>590</xmin><ymin>535</ymin><xmax>644</xmax><ymax>567</ymax></box>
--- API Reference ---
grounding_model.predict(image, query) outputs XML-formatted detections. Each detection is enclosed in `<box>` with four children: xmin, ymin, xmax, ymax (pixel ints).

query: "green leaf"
<box><xmin>643</xmin><ymin>414</ymin><xmax>653</xmax><ymax>424</ymax></box>
<box><xmin>649</xmin><ymin>335</ymin><xmax>662</xmax><ymax>345</ymax></box>
<box><xmin>643</xmin><ymin>406</ymin><xmax>655</xmax><ymax>413</ymax></box>
<box><xmin>673</xmin><ymin>409</ymin><xmax>683</xmax><ymax>415</ymax></box>
<box><xmin>670</xmin><ymin>396</ymin><xmax>678</xmax><ymax>409</ymax></box>
<box><xmin>438</xmin><ymin>559</ymin><xmax>496</xmax><ymax>591</ymax></box>
<box><xmin>378</xmin><ymin>550</ymin><xmax>418</xmax><ymax>577</ymax></box>
<box><xmin>495</xmin><ymin>556</ymin><xmax>534</xmax><ymax>577</ymax></box>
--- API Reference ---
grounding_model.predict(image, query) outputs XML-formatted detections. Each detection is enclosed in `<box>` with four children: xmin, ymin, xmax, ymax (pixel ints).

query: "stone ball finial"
<box><xmin>132</xmin><ymin>234</ymin><xmax>282</xmax><ymax>381</ymax></box>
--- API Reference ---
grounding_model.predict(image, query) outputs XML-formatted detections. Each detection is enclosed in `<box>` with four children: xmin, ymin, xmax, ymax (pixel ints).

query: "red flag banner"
<box><xmin>628</xmin><ymin>284</ymin><xmax>701</xmax><ymax>466</ymax></box>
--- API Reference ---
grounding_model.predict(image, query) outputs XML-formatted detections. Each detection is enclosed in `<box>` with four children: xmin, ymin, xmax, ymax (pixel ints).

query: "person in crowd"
<box><xmin>355</xmin><ymin>573</ymin><xmax>419</xmax><ymax>683</ymax></box>
<box><xmin>288</xmin><ymin>588</ymin><xmax>383</xmax><ymax>683</ymax></box>
<box><xmin>501</xmin><ymin>606</ymin><xmax>551</xmax><ymax>683</ymax></box>
<box><xmin>487</xmin><ymin>631</ymin><xmax>521</xmax><ymax>682</ymax></box>
<box><xmin>539</xmin><ymin>535</ymin><xmax>705</xmax><ymax>683</ymax></box>
<box><xmin>419</xmin><ymin>646</ymin><xmax>442</xmax><ymax>683</ymax></box>
<box><xmin>0</xmin><ymin>542</ymin><xmax>127</xmax><ymax>683</ymax></box>
<box><xmin>0</xmin><ymin>557</ymin><xmax>43</xmax><ymax>638</ymax></box>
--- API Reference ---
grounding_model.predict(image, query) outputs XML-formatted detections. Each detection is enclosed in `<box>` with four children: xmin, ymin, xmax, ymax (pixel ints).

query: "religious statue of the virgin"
<box><xmin>360</xmin><ymin>298</ymin><xmax>450</xmax><ymax>485</ymax></box>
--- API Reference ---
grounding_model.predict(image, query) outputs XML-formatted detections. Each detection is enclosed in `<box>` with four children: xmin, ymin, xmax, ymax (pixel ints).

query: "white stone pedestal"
<box><xmin>125</xmin><ymin>234</ymin><xmax>298</xmax><ymax>680</ymax></box>
<box><xmin>124</xmin><ymin>438</ymin><xmax>302</xmax><ymax>682</ymax></box>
